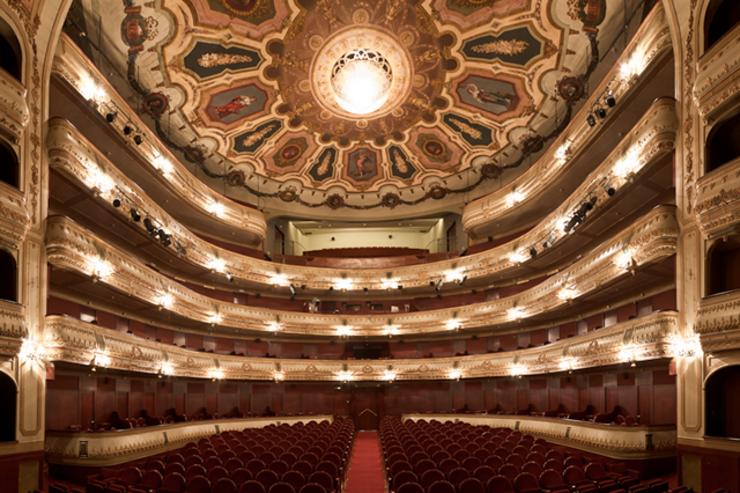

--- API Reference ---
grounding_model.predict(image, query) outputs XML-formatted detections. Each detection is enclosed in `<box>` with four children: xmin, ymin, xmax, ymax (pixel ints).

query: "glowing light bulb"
<box><xmin>444</xmin><ymin>268</ymin><xmax>465</xmax><ymax>283</ymax></box>
<box><xmin>448</xmin><ymin>368</ymin><xmax>462</xmax><ymax>380</ymax></box>
<box><xmin>160</xmin><ymin>361</ymin><xmax>174</xmax><ymax>376</ymax></box>
<box><xmin>156</xmin><ymin>292</ymin><xmax>174</xmax><ymax>310</ymax></box>
<box><xmin>87</xmin><ymin>255</ymin><xmax>114</xmax><ymax>280</ymax></box>
<box><xmin>207</xmin><ymin>257</ymin><xmax>227</xmax><ymax>273</ymax></box>
<box><xmin>86</xmin><ymin>165</ymin><xmax>114</xmax><ymax>194</ymax></box>
<box><xmin>381</xmin><ymin>278</ymin><xmax>399</xmax><ymax>290</ymax></box>
<box><xmin>332</xmin><ymin>50</ymin><xmax>392</xmax><ymax>115</ymax></box>
<box><xmin>446</xmin><ymin>318</ymin><xmax>462</xmax><ymax>331</ymax></box>
<box><xmin>209</xmin><ymin>368</ymin><xmax>224</xmax><ymax>380</ymax></box>
<box><xmin>94</xmin><ymin>351</ymin><xmax>111</xmax><ymax>368</ymax></box>
<box><xmin>334</xmin><ymin>278</ymin><xmax>354</xmax><ymax>291</ymax></box>
<box><xmin>382</xmin><ymin>370</ymin><xmax>397</xmax><ymax>382</ymax></box>
<box><xmin>266</xmin><ymin>321</ymin><xmax>282</xmax><ymax>332</ymax></box>
<box><xmin>79</xmin><ymin>74</ymin><xmax>107</xmax><ymax>102</ymax></box>
<box><xmin>207</xmin><ymin>312</ymin><xmax>222</xmax><ymax>325</ymax></box>
<box><xmin>559</xmin><ymin>357</ymin><xmax>577</xmax><ymax>372</ymax></box>
<box><xmin>336</xmin><ymin>325</ymin><xmax>353</xmax><ymax>337</ymax></box>
<box><xmin>507</xmin><ymin>306</ymin><xmax>525</xmax><ymax>320</ymax></box>
<box><xmin>270</xmin><ymin>273</ymin><xmax>289</xmax><ymax>287</ymax></box>
<box><xmin>508</xmin><ymin>250</ymin><xmax>528</xmax><ymax>265</ymax></box>
<box><xmin>558</xmin><ymin>286</ymin><xmax>578</xmax><ymax>301</ymax></box>
<box><xmin>152</xmin><ymin>155</ymin><xmax>174</xmax><ymax>176</ymax></box>
<box><xmin>614</xmin><ymin>248</ymin><xmax>635</xmax><ymax>270</ymax></box>
<box><xmin>206</xmin><ymin>200</ymin><xmax>226</xmax><ymax>217</ymax></box>
<box><xmin>668</xmin><ymin>334</ymin><xmax>703</xmax><ymax>359</ymax></box>
<box><xmin>510</xmin><ymin>363</ymin><xmax>527</xmax><ymax>377</ymax></box>
<box><xmin>384</xmin><ymin>324</ymin><xmax>400</xmax><ymax>336</ymax></box>
<box><xmin>19</xmin><ymin>338</ymin><xmax>47</xmax><ymax>363</ymax></box>
<box><xmin>506</xmin><ymin>190</ymin><xmax>526</xmax><ymax>208</ymax></box>
<box><xmin>620</xmin><ymin>50</ymin><xmax>646</xmax><ymax>81</ymax></box>
<box><xmin>274</xmin><ymin>371</ymin><xmax>285</xmax><ymax>382</ymax></box>
<box><xmin>613</xmin><ymin>146</ymin><xmax>642</xmax><ymax>179</ymax></box>
<box><xmin>337</xmin><ymin>370</ymin><xmax>353</xmax><ymax>382</ymax></box>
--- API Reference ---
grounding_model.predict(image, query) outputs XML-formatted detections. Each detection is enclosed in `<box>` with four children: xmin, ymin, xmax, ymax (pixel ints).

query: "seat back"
<box><xmin>186</xmin><ymin>475</ymin><xmax>211</xmax><ymax>493</ymax></box>
<box><xmin>458</xmin><ymin>477</ymin><xmax>485</xmax><ymax>493</ymax></box>
<box><xmin>487</xmin><ymin>475</ymin><xmax>514</xmax><ymax>493</ymax></box>
<box><xmin>268</xmin><ymin>482</ymin><xmax>296</xmax><ymax>493</ymax></box>
<box><xmin>428</xmin><ymin>480</ymin><xmax>456</xmax><ymax>493</ymax></box>
<box><xmin>161</xmin><ymin>472</ymin><xmax>186</xmax><ymax>493</ymax></box>
<box><xmin>397</xmin><ymin>482</ymin><xmax>424</xmax><ymax>493</ymax></box>
<box><xmin>213</xmin><ymin>478</ymin><xmax>238</xmax><ymax>493</ymax></box>
<box><xmin>239</xmin><ymin>480</ymin><xmax>266</xmax><ymax>493</ymax></box>
<box><xmin>514</xmin><ymin>472</ymin><xmax>539</xmax><ymax>493</ymax></box>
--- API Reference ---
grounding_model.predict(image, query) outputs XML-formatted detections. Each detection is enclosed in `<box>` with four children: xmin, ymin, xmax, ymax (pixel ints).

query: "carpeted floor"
<box><xmin>344</xmin><ymin>431</ymin><xmax>386</xmax><ymax>493</ymax></box>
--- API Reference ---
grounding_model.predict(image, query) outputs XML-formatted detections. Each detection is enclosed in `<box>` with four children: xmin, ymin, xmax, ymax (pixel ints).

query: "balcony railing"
<box><xmin>45</xmin><ymin>310</ymin><xmax>678</xmax><ymax>382</ymax></box>
<box><xmin>45</xmin><ymin>206</ymin><xmax>677</xmax><ymax>337</ymax></box>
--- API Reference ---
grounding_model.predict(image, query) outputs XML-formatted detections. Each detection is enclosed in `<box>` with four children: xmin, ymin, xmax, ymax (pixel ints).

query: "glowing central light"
<box><xmin>331</xmin><ymin>49</ymin><xmax>392</xmax><ymax>115</ymax></box>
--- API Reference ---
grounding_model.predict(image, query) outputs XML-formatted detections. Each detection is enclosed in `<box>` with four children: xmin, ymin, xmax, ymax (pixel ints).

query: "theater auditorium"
<box><xmin>0</xmin><ymin>0</ymin><xmax>738</xmax><ymax>492</ymax></box>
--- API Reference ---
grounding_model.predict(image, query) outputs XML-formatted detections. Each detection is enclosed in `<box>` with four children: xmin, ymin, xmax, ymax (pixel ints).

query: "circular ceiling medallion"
<box><xmin>312</xmin><ymin>29</ymin><xmax>410</xmax><ymax>118</ymax></box>
<box><xmin>273</xmin><ymin>3</ymin><xmax>449</xmax><ymax>146</ymax></box>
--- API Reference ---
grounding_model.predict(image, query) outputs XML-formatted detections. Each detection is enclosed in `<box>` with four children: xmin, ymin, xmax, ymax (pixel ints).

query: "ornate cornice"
<box><xmin>45</xmin><ymin>416</ymin><xmax>334</xmax><ymax>466</ymax></box>
<box><xmin>45</xmin><ymin>311</ymin><xmax>678</xmax><ymax>381</ymax></box>
<box><xmin>0</xmin><ymin>186</ymin><xmax>31</xmax><ymax>250</ymax></box>
<box><xmin>47</xmin><ymin>102</ymin><xmax>676</xmax><ymax>293</ymax></box>
<box><xmin>695</xmin><ymin>290</ymin><xmax>740</xmax><ymax>352</ymax></box>
<box><xmin>0</xmin><ymin>70</ymin><xmax>29</xmax><ymax>143</ymax></box>
<box><xmin>45</xmin><ymin>207</ymin><xmax>677</xmax><ymax>337</ymax></box>
<box><xmin>51</xmin><ymin>36</ymin><xmax>267</xmax><ymax>245</ymax></box>
<box><xmin>694</xmin><ymin>158</ymin><xmax>740</xmax><ymax>239</ymax></box>
<box><xmin>462</xmin><ymin>5</ymin><xmax>674</xmax><ymax>234</ymax></box>
<box><xmin>403</xmin><ymin>415</ymin><xmax>676</xmax><ymax>459</ymax></box>
<box><xmin>693</xmin><ymin>24</ymin><xmax>740</xmax><ymax>124</ymax></box>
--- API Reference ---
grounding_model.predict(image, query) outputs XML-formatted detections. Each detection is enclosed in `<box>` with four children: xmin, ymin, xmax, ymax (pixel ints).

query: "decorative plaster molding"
<box><xmin>0</xmin><ymin>302</ymin><xmax>25</xmax><ymax>341</ymax></box>
<box><xmin>693</xmin><ymin>23</ymin><xmax>740</xmax><ymax>124</ymax></box>
<box><xmin>45</xmin><ymin>415</ymin><xmax>334</xmax><ymax>466</ymax></box>
<box><xmin>45</xmin><ymin>207</ymin><xmax>678</xmax><ymax>337</ymax></box>
<box><xmin>51</xmin><ymin>36</ymin><xmax>267</xmax><ymax>245</ymax></box>
<box><xmin>0</xmin><ymin>186</ymin><xmax>31</xmax><ymax>250</ymax></box>
<box><xmin>0</xmin><ymin>70</ymin><xmax>29</xmax><ymax>143</ymax></box>
<box><xmin>403</xmin><ymin>414</ymin><xmax>677</xmax><ymax>459</ymax></box>
<box><xmin>695</xmin><ymin>290</ymin><xmax>740</xmax><ymax>352</ymax></box>
<box><xmin>462</xmin><ymin>5</ymin><xmax>673</xmax><ymax>233</ymax></box>
<box><xmin>694</xmin><ymin>158</ymin><xmax>740</xmax><ymax>239</ymax></box>
<box><xmin>45</xmin><ymin>311</ymin><xmax>678</xmax><ymax>382</ymax></box>
<box><xmin>47</xmin><ymin>97</ymin><xmax>677</xmax><ymax>292</ymax></box>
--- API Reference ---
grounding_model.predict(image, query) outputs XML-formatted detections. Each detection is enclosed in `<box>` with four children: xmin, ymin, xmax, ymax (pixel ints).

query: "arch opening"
<box><xmin>704</xmin><ymin>0</ymin><xmax>740</xmax><ymax>52</ymax></box>
<box><xmin>0</xmin><ymin>249</ymin><xmax>17</xmax><ymax>303</ymax></box>
<box><xmin>0</xmin><ymin>17</ymin><xmax>22</xmax><ymax>81</ymax></box>
<box><xmin>707</xmin><ymin>235</ymin><xmax>740</xmax><ymax>296</ymax></box>
<box><xmin>706</xmin><ymin>365</ymin><xmax>740</xmax><ymax>439</ymax></box>
<box><xmin>706</xmin><ymin>111</ymin><xmax>740</xmax><ymax>173</ymax></box>
<box><xmin>0</xmin><ymin>139</ymin><xmax>20</xmax><ymax>189</ymax></box>
<box><xmin>0</xmin><ymin>372</ymin><xmax>16</xmax><ymax>442</ymax></box>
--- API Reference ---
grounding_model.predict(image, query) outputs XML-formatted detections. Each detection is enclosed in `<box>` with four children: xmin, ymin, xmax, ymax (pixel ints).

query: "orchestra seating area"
<box><xmin>74</xmin><ymin>419</ymin><xmax>354</xmax><ymax>493</ymax></box>
<box><xmin>379</xmin><ymin>418</ymin><xmax>678</xmax><ymax>493</ymax></box>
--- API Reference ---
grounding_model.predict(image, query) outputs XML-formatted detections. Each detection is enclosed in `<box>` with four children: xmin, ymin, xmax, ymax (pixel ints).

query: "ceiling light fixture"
<box><xmin>331</xmin><ymin>49</ymin><xmax>392</xmax><ymax>115</ymax></box>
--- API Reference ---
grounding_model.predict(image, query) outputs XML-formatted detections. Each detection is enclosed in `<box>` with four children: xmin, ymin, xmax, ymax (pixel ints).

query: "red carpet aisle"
<box><xmin>344</xmin><ymin>431</ymin><xmax>387</xmax><ymax>493</ymax></box>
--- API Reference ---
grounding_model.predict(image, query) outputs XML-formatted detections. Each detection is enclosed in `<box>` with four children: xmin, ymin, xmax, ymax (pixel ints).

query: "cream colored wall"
<box><xmin>297</xmin><ymin>224</ymin><xmax>443</xmax><ymax>252</ymax></box>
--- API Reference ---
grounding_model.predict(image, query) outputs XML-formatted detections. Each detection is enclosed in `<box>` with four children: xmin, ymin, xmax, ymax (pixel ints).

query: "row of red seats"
<box><xmin>85</xmin><ymin>418</ymin><xmax>354</xmax><ymax>493</ymax></box>
<box><xmin>379</xmin><ymin>418</ymin><xmax>679</xmax><ymax>493</ymax></box>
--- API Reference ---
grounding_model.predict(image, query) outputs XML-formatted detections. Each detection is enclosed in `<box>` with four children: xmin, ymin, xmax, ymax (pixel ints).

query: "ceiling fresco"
<box><xmin>69</xmin><ymin>0</ymin><xmax>638</xmax><ymax>215</ymax></box>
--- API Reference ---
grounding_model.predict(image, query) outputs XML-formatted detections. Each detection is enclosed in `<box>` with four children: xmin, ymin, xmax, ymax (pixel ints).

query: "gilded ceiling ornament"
<box><xmin>472</xmin><ymin>39</ymin><xmax>530</xmax><ymax>56</ymax></box>
<box><xmin>198</xmin><ymin>52</ymin><xmax>255</xmax><ymax>68</ymax></box>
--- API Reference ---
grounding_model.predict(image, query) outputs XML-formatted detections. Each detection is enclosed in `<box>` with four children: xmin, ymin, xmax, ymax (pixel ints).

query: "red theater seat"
<box><xmin>458</xmin><ymin>477</ymin><xmax>485</xmax><ymax>493</ymax></box>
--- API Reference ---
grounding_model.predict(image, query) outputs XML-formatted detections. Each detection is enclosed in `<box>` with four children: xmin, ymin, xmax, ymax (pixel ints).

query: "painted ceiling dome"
<box><xmin>70</xmin><ymin>0</ymin><xmax>632</xmax><ymax>217</ymax></box>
